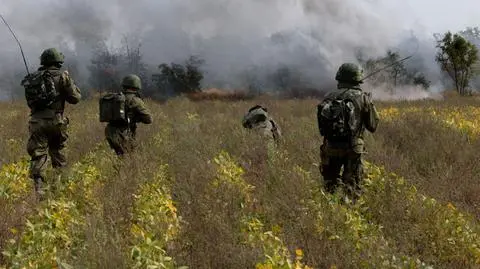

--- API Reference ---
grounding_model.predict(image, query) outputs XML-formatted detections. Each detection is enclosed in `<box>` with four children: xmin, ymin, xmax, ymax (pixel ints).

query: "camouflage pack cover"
<box><xmin>99</xmin><ymin>92</ymin><xmax>128</xmax><ymax>124</ymax></box>
<box><xmin>317</xmin><ymin>88</ymin><xmax>362</xmax><ymax>142</ymax></box>
<box><xmin>21</xmin><ymin>70</ymin><xmax>58</xmax><ymax>110</ymax></box>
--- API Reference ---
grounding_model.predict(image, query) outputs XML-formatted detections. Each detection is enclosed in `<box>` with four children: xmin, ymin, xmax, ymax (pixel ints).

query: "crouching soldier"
<box><xmin>242</xmin><ymin>105</ymin><xmax>281</xmax><ymax>144</ymax></box>
<box><xmin>101</xmin><ymin>74</ymin><xmax>152</xmax><ymax>156</ymax></box>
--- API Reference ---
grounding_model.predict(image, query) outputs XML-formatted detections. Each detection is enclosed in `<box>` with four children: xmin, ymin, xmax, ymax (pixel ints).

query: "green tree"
<box><xmin>152</xmin><ymin>56</ymin><xmax>204</xmax><ymax>96</ymax></box>
<box><xmin>435</xmin><ymin>31</ymin><xmax>479</xmax><ymax>95</ymax></box>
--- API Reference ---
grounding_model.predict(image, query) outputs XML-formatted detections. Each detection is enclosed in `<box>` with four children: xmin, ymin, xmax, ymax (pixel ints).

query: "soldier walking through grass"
<box><xmin>317</xmin><ymin>63</ymin><xmax>379</xmax><ymax>199</ymax></box>
<box><xmin>22</xmin><ymin>48</ymin><xmax>82</xmax><ymax>196</ymax></box>
<box><xmin>102</xmin><ymin>74</ymin><xmax>152</xmax><ymax>156</ymax></box>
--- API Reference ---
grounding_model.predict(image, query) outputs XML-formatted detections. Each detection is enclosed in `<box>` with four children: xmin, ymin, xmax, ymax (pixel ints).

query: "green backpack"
<box><xmin>317</xmin><ymin>89</ymin><xmax>361</xmax><ymax>142</ymax></box>
<box><xmin>99</xmin><ymin>93</ymin><xmax>129</xmax><ymax>124</ymax></box>
<box><xmin>21</xmin><ymin>70</ymin><xmax>58</xmax><ymax>110</ymax></box>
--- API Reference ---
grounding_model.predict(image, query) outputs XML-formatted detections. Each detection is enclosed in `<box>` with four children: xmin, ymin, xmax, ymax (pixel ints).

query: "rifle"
<box><xmin>361</xmin><ymin>41</ymin><xmax>420</xmax><ymax>83</ymax></box>
<box><xmin>0</xmin><ymin>13</ymin><xmax>30</xmax><ymax>75</ymax></box>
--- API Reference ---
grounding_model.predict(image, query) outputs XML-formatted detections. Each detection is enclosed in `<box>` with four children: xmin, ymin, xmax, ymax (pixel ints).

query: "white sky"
<box><xmin>394</xmin><ymin>0</ymin><xmax>480</xmax><ymax>33</ymax></box>
<box><xmin>1</xmin><ymin>0</ymin><xmax>479</xmax><ymax>33</ymax></box>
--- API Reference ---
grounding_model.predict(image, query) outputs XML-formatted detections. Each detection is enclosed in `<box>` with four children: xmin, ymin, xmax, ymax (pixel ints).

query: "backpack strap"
<box><xmin>336</xmin><ymin>88</ymin><xmax>351</xmax><ymax>100</ymax></box>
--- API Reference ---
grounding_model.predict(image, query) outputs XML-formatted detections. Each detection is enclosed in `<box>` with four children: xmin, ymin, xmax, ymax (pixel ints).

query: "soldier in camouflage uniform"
<box><xmin>26</xmin><ymin>48</ymin><xmax>82</xmax><ymax>194</ymax></box>
<box><xmin>317</xmin><ymin>63</ymin><xmax>379</xmax><ymax>198</ymax></box>
<box><xmin>105</xmin><ymin>74</ymin><xmax>152</xmax><ymax>156</ymax></box>
<box><xmin>242</xmin><ymin>105</ymin><xmax>281</xmax><ymax>144</ymax></box>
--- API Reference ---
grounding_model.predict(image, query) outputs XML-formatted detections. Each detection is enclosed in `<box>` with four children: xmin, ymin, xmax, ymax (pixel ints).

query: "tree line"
<box><xmin>89</xmin><ymin>27</ymin><xmax>480</xmax><ymax>98</ymax></box>
<box><xmin>1</xmin><ymin>27</ymin><xmax>480</xmax><ymax>100</ymax></box>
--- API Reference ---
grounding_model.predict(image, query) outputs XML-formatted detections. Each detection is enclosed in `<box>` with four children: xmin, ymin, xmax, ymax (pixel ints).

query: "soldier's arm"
<box><xmin>130</xmin><ymin>97</ymin><xmax>153</xmax><ymax>124</ymax></box>
<box><xmin>270</xmin><ymin>119</ymin><xmax>281</xmax><ymax>138</ymax></box>
<box><xmin>242</xmin><ymin>115</ymin><xmax>251</xmax><ymax>128</ymax></box>
<box><xmin>60</xmin><ymin>71</ymin><xmax>81</xmax><ymax>104</ymax></box>
<box><xmin>316</xmin><ymin>103</ymin><xmax>324</xmax><ymax>135</ymax></box>
<box><xmin>362</xmin><ymin>93</ymin><xmax>379</xmax><ymax>133</ymax></box>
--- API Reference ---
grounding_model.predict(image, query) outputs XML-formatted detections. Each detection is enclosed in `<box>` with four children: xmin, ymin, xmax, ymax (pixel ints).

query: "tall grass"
<box><xmin>0</xmin><ymin>96</ymin><xmax>479</xmax><ymax>268</ymax></box>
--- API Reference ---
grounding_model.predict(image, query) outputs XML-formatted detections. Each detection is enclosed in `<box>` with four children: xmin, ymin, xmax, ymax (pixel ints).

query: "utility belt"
<box><xmin>30</xmin><ymin>109</ymin><xmax>67</xmax><ymax>124</ymax></box>
<box><xmin>108</xmin><ymin>120</ymin><xmax>130</xmax><ymax>128</ymax></box>
<box><xmin>108</xmin><ymin>119</ymin><xmax>136</xmax><ymax>135</ymax></box>
<box><xmin>322</xmin><ymin>138</ymin><xmax>366</xmax><ymax>156</ymax></box>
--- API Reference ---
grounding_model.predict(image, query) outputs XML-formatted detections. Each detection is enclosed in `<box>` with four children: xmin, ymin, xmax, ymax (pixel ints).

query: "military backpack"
<box><xmin>99</xmin><ymin>92</ymin><xmax>129</xmax><ymax>124</ymax></box>
<box><xmin>317</xmin><ymin>89</ymin><xmax>361</xmax><ymax>142</ymax></box>
<box><xmin>21</xmin><ymin>70</ymin><xmax>58</xmax><ymax>110</ymax></box>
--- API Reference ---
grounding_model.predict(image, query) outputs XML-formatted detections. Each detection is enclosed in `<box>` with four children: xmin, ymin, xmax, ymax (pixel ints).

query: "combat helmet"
<box><xmin>121</xmin><ymin>74</ymin><xmax>142</xmax><ymax>90</ymax></box>
<box><xmin>40</xmin><ymin>48</ymin><xmax>65</xmax><ymax>66</ymax></box>
<box><xmin>335</xmin><ymin>63</ymin><xmax>364</xmax><ymax>84</ymax></box>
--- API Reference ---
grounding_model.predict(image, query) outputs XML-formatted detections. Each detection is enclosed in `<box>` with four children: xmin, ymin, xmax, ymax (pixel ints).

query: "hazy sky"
<box><xmin>0</xmin><ymin>0</ymin><xmax>478</xmax><ymax>51</ymax></box>
<box><xmin>402</xmin><ymin>0</ymin><xmax>480</xmax><ymax>33</ymax></box>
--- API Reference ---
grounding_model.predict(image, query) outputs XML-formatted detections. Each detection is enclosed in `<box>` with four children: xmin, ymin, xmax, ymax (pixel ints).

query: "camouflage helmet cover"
<box><xmin>40</xmin><ymin>48</ymin><xmax>65</xmax><ymax>65</ymax></box>
<box><xmin>335</xmin><ymin>63</ymin><xmax>364</xmax><ymax>84</ymax></box>
<box><xmin>122</xmin><ymin>74</ymin><xmax>142</xmax><ymax>90</ymax></box>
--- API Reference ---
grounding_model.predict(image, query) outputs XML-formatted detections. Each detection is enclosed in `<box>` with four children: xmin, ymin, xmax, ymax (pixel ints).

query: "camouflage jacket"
<box><xmin>318</xmin><ymin>83</ymin><xmax>379</xmax><ymax>153</ymax></box>
<box><xmin>123</xmin><ymin>90</ymin><xmax>153</xmax><ymax>126</ymax></box>
<box><xmin>30</xmin><ymin>66</ymin><xmax>81</xmax><ymax>120</ymax></box>
<box><xmin>242</xmin><ymin>107</ymin><xmax>281</xmax><ymax>141</ymax></box>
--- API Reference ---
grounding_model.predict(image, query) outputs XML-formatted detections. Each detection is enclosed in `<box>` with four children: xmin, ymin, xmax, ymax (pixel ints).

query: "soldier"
<box><xmin>317</xmin><ymin>63</ymin><xmax>379</xmax><ymax>199</ymax></box>
<box><xmin>242</xmin><ymin>105</ymin><xmax>281</xmax><ymax>143</ymax></box>
<box><xmin>105</xmin><ymin>74</ymin><xmax>152</xmax><ymax>156</ymax></box>
<box><xmin>24</xmin><ymin>48</ymin><xmax>82</xmax><ymax>195</ymax></box>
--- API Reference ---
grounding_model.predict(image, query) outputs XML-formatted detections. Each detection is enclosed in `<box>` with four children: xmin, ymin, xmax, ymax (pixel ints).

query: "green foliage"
<box><xmin>361</xmin><ymin>162</ymin><xmax>480</xmax><ymax>266</ymax></box>
<box><xmin>152</xmin><ymin>56</ymin><xmax>204</xmax><ymax>96</ymax></box>
<box><xmin>2</xmin><ymin>98</ymin><xmax>480</xmax><ymax>268</ymax></box>
<box><xmin>0</xmin><ymin>159</ymin><xmax>30</xmax><ymax>202</ymax></box>
<box><xmin>2</xmin><ymin>152</ymin><xmax>105</xmax><ymax>268</ymax></box>
<box><xmin>290</xmin><ymin>164</ymin><xmax>432</xmax><ymax>269</ymax></box>
<box><xmin>435</xmin><ymin>31</ymin><xmax>479</xmax><ymax>95</ymax></box>
<box><xmin>212</xmin><ymin>151</ymin><xmax>312</xmax><ymax>269</ymax></box>
<box><xmin>412</xmin><ymin>73</ymin><xmax>431</xmax><ymax>89</ymax></box>
<box><xmin>130</xmin><ymin>165</ymin><xmax>180</xmax><ymax>269</ymax></box>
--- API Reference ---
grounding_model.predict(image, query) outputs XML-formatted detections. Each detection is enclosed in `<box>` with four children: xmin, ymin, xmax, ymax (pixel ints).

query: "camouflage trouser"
<box><xmin>320</xmin><ymin>144</ymin><xmax>364</xmax><ymax>197</ymax></box>
<box><xmin>105</xmin><ymin>124</ymin><xmax>136</xmax><ymax>156</ymax></box>
<box><xmin>27</xmin><ymin>118</ymin><xmax>68</xmax><ymax>180</ymax></box>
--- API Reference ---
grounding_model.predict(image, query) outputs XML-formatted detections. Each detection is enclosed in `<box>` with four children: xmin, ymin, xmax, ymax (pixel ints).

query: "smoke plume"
<box><xmin>0</xmin><ymin>0</ymin><xmax>478</xmax><ymax>100</ymax></box>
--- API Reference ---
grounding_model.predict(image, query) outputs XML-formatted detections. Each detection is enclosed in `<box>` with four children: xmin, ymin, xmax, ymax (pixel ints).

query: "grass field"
<box><xmin>0</xmin><ymin>95</ymin><xmax>479</xmax><ymax>269</ymax></box>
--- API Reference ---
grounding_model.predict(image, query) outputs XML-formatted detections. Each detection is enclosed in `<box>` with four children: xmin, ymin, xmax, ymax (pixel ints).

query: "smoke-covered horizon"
<box><xmin>0</xmin><ymin>0</ymin><xmax>479</xmax><ymax>100</ymax></box>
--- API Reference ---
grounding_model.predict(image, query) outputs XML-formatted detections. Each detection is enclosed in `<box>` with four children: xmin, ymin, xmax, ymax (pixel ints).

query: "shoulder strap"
<box><xmin>324</xmin><ymin>88</ymin><xmax>350</xmax><ymax>102</ymax></box>
<box><xmin>337</xmin><ymin>88</ymin><xmax>351</xmax><ymax>99</ymax></box>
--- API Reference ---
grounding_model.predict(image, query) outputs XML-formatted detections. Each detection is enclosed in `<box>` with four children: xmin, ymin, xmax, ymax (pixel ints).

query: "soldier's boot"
<box><xmin>324</xmin><ymin>179</ymin><xmax>340</xmax><ymax>194</ymax></box>
<box><xmin>33</xmin><ymin>177</ymin><xmax>46</xmax><ymax>199</ymax></box>
<box><xmin>344</xmin><ymin>184</ymin><xmax>362</xmax><ymax>204</ymax></box>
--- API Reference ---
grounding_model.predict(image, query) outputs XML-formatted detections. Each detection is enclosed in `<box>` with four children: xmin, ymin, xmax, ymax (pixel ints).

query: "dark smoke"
<box><xmin>0</xmin><ymin>0</ymin><xmax>475</xmax><ymax>100</ymax></box>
